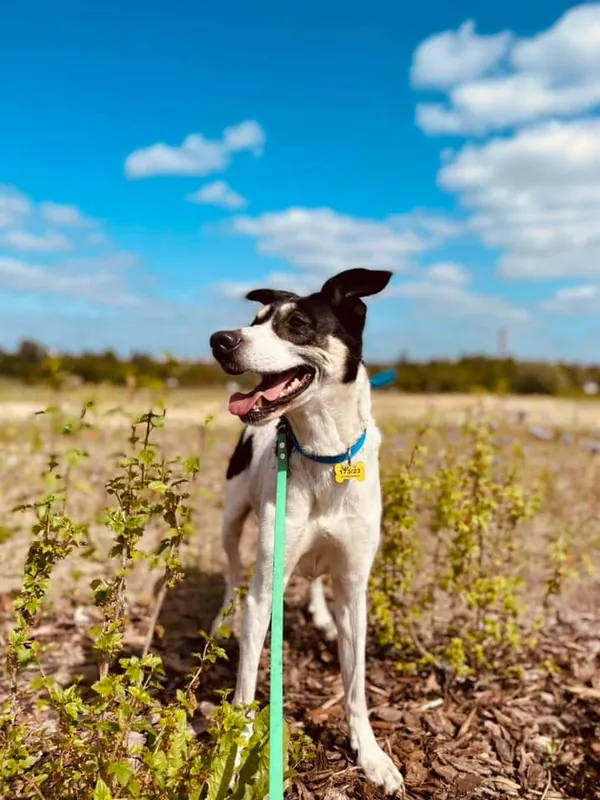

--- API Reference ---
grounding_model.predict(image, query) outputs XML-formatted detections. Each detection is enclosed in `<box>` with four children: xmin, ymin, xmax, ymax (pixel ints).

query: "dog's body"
<box><xmin>209</xmin><ymin>269</ymin><xmax>404</xmax><ymax>794</ymax></box>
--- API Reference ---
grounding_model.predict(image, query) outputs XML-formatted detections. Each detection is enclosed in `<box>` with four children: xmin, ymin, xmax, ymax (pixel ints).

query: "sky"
<box><xmin>1</xmin><ymin>0</ymin><xmax>600</xmax><ymax>362</ymax></box>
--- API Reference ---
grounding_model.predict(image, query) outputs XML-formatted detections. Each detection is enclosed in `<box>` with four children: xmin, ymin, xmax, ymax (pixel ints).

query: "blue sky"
<box><xmin>1</xmin><ymin>0</ymin><xmax>600</xmax><ymax>361</ymax></box>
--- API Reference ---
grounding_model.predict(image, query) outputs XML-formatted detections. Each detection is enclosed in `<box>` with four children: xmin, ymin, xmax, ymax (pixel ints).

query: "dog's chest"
<box><xmin>291</xmin><ymin>457</ymin><xmax>364</xmax><ymax>510</ymax></box>
<box><xmin>289</xmin><ymin>460</ymin><xmax>380</xmax><ymax>578</ymax></box>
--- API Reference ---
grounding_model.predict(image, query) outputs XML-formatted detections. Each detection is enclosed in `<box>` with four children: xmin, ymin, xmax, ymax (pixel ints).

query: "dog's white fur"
<box><xmin>211</xmin><ymin>309</ymin><xmax>404</xmax><ymax>794</ymax></box>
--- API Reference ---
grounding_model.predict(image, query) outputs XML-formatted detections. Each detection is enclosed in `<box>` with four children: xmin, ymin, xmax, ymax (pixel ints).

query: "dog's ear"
<box><xmin>320</xmin><ymin>269</ymin><xmax>393</xmax><ymax>304</ymax></box>
<box><xmin>245</xmin><ymin>289</ymin><xmax>299</xmax><ymax>305</ymax></box>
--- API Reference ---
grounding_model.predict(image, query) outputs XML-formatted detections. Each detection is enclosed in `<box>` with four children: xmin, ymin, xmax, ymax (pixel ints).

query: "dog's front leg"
<box><xmin>233</xmin><ymin>502</ymin><xmax>306</xmax><ymax>707</ymax></box>
<box><xmin>232</xmin><ymin>555</ymin><xmax>273</xmax><ymax>706</ymax></box>
<box><xmin>333</xmin><ymin>575</ymin><xmax>404</xmax><ymax>795</ymax></box>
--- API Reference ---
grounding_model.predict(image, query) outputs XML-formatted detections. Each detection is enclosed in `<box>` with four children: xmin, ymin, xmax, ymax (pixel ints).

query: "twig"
<box><xmin>406</xmin><ymin>618</ymin><xmax>430</xmax><ymax>659</ymax></box>
<box><xmin>321</xmin><ymin>690</ymin><xmax>345</xmax><ymax>710</ymax></box>
<box><xmin>142</xmin><ymin>577</ymin><xmax>168</xmax><ymax>658</ymax></box>
<box><xmin>540</xmin><ymin>770</ymin><xmax>552</xmax><ymax>800</ymax></box>
<box><xmin>23</xmin><ymin>776</ymin><xmax>47</xmax><ymax>800</ymax></box>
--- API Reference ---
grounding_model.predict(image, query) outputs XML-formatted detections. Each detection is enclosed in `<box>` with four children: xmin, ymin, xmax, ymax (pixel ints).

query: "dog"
<box><xmin>209</xmin><ymin>267</ymin><xmax>404</xmax><ymax>794</ymax></box>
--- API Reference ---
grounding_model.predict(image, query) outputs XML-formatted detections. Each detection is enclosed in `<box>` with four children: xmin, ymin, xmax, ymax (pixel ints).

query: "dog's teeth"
<box><xmin>282</xmin><ymin>376</ymin><xmax>302</xmax><ymax>396</ymax></box>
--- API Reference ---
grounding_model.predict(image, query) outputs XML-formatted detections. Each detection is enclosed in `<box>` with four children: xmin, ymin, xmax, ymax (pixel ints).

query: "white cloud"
<box><xmin>126</xmin><ymin>135</ymin><xmax>227</xmax><ymax>179</ymax></box>
<box><xmin>500</xmin><ymin>248</ymin><xmax>600</xmax><ymax>280</ymax></box>
<box><xmin>541</xmin><ymin>284</ymin><xmax>600</xmax><ymax>315</ymax></box>
<box><xmin>214</xmin><ymin>279</ymin><xmax>254</xmax><ymax>300</ymax></box>
<box><xmin>417</xmin><ymin>72</ymin><xmax>600</xmax><ymax>136</ymax></box>
<box><xmin>0</xmin><ymin>188</ymin><xmax>97</xmax><ymax>250</ymax></box>
<box><xmin>40</xmin><ymin>201</ymin><xmax>90</xmax><ymax>227</ymax></box>
<box><xmin>2</xmin><ymin>230</ymin><xmax>70</xmax><ymax>253</ymax></box>
<box><xmin>411</xmin><ymin>20</ymin><xmax>513</xmax><ymax>90</ymax></box>
<box><xmin>438</xmin><ymin>118</ymin><xmax>600</xmax><ymax>279</ymax></box>
<box><xmin>63</xmin><ymin>251</ymin><xmax>140</xmax><ymax>270</ymax></box>
<box><xmin>415</xmin><ymin>5</ymin><xmax>600</xmax><ymax>135</ymax></box>
<box><xmin>230</xmin><ymin>207</ymin><xmax>456</xmax><ymax>273</ymax></box>
<box><xmin>387</xmin><ymin>209</ymin><xmax>464</xmax><ymax>240</ymax></box>
<box><xmin>0</xmin><ymin>186</ymin><xmax>32</xmax><ymax>228</ymax></box>
<box><xmin>511</xmin><ymin>4</ymin><xmax>600</xmax><ymax>79</ymax></box>
<box><xmin>125</xmin><ymin>120</ymin><xmax>265</xmax><ymax>179</ymax></box>
<box><xmin>222</xmin><ymin>120</ymin><xmax>265</xmax><ymax>154</ymax></box>
<box><xmin>0</xmin><ymin>256</ymin><xmax>140</xmax><ymax>307</ymax></box>
<box><xmin>391</xmin><ymin>264</ymin><xmax>529</xmax><ymax>321</ymax></box>
<box><xmin>425</xmin><ymin>262</ymin><xmax>470</xmax><ymax>285</ymax></box>
<box><xmin>0</xmin><ymin>185</ymin><xmax>148</xmax><ymax>312</ymax></box>
<box><xmin>187</xmin><ymin>180</ymin><xmax>247</xmax><ymax>210</ymax></box>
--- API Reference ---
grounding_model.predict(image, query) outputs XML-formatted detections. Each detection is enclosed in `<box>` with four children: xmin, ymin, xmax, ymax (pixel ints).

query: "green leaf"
<box><xmin>204</xmin><ymin>729</ymin><xmax>240</xmax><ymax>800</ymax></box>
<box><xmin>232</xmin><ymin>707</ymin><xmax>289</xmax><ymax>800</ymax></box>
<box><xmin>109</xmin><ymin>759</ymin><xmax>135</xmax><ymax>788</ymax></box>
<box><xmin>183</xmin><ymin>456</ymin><xmax>201</xmax><ymax>476</ymax></box>
<box><xmin>92</xmin><ymin>777</ymin><xmax>113</xmax><ymax>800</ymax></box>
<box><xmin>148</xmin><ymin>481</ymin><xmax>168</xmax><ymax>494</ymax></box>
<box><xmin>139</xmin><ymin>449</ymin><xmax>156</xmax><ymax>467</ymax></box>
<box><xmin>92</xmin><ymin>676</ymin><xmax>116</xmax><ymax>698</ymax></box>
<box><xmin>146</xmin><ymin>748</ymin><xmax>168</xmax><ymax>778</ymax></box>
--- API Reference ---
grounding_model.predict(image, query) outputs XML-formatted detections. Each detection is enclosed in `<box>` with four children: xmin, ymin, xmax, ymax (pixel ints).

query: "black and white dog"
<box><xmin>209</xmin><ymin>268</ymin><xmax>403</xmax><ymax>794</ymax></box>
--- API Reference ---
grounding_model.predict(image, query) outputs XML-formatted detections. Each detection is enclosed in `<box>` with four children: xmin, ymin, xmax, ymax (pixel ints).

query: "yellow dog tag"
<box><xmin>334</xmin><ymin>461</ymin><xmax>366</xmax><ymax>483</ymax></box>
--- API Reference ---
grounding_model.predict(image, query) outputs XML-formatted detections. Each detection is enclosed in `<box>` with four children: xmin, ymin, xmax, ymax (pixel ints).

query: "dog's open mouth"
<box><xmin>228</xmin><ymin>366</ymin><xmax>315</xmax><ymax>420</ymax></box>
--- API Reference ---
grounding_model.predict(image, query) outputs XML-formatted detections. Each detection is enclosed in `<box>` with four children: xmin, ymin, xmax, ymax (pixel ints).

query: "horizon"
<box><xmin>4</xmin><ymin>337</ymin><xmax>600</xmax><ymax>370</ymax></box>
<box><xmin>2</xmin><ymin>2</ymin><xmax>600</xmax><ymax>363</ymax></box>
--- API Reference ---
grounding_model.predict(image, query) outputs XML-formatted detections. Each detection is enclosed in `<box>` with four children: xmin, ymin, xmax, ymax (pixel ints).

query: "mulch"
<box><xmin>2</xmin><ymin>575</ymin><xmax>600</xmax><ymax>800</ymax></box>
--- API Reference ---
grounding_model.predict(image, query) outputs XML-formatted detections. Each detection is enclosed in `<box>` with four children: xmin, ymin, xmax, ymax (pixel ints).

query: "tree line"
<box><xmin>2</xmin><ymin>339</ymin><xmax>599</xmax><ymax>396</ymax></box>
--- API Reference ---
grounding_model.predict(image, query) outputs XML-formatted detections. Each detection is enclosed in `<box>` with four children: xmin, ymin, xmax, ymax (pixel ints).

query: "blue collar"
<box><xmin>287</xmin><ymin>426</ymin><xmax>367</xmax><ymax>465</ymax></box>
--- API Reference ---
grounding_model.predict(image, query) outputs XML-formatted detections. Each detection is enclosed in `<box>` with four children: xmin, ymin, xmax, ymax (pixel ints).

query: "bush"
<box><xmin>0</xmin><ymin>406</ymin><xmax>307</xmax><ymax>799</ymax></box>
<box><xmin>370</xmin><ymin>418</ymin><xmax>550</xmax><ymax>676</ymax></box>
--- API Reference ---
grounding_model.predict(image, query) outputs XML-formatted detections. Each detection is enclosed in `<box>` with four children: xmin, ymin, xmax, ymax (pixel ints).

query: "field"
<box><xmin>1</xmin><ymin>386</ymin><xmax>600</xmax><ymax>800</ymax></box>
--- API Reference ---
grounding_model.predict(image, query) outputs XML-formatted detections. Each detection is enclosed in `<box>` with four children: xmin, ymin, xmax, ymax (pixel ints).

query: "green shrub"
<box><xmin>370</xmin><ymin>419</ymin><xmax>543</xmax><ymax>676</ymax></box>
<box><xmin>0</xmin><ymin>406</ymin><xmax>306</xmax><ymax>800</ymax></box>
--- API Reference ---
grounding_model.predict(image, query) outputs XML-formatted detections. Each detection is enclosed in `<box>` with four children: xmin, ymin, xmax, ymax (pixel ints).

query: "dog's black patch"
<box><xmin>246</xmin><ymin>289</ymin><xmax>299</xmax><ymax>306</ymax></box>
<box><xmin>226</xmin><ymin>430</ymin><xmax>253</xmax><ymax>480</ymax></box>
<box><xmin>246</xmin><ymin>270</ymin><xmax>392</xmax><ymax>384</ymax></box>
<box><xmin>268</xmin><ymin>295</ymin><xmax>364</xmax><ymax>383</ymax></box>
<box><xmin>320</xmin><ymin>269</ymin><xmax>392</xmax><ymax>382</ymax></box>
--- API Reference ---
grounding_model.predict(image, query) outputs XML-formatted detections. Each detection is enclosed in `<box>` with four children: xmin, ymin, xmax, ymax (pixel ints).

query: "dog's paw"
<box><xmin>359</xmin><ymin>746</ymin><xmax>404</xmax><ymax>796</ymax></box>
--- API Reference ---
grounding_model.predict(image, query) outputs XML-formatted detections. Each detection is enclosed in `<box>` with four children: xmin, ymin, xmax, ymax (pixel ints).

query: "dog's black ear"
<box><xmin>320</xmin><ymin>269</ymin><xmax>393</xmax><ymax>304</ymax></box>
<box><xmin>245</xmin><ymin>289</ymin><xmax>299</xmax><ymax>305</ymax></box>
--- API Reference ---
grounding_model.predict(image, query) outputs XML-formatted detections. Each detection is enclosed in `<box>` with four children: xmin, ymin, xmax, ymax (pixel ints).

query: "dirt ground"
<box><xmin>1</xmin><ymin>388</ymin><xmax>600</xmax><ymax>799</ymax></box>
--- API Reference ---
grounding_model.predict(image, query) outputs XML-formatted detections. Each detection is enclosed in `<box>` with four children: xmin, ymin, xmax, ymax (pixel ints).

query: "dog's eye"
<box><xmin>287</xmin><ymin>313</ymin><xmax>307</xmax><ymax>329</ymax></box>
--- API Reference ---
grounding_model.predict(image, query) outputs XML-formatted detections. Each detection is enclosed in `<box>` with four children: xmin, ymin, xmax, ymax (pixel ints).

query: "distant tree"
<box><xmin>0</xmin><ymin>339</ymin><xmax>596</xmax><ymax>396</ymax></box>
<box><xmin>18</xmin><ymin>339</ymin><xmax>46</xmax><ymax>363</ymax></box>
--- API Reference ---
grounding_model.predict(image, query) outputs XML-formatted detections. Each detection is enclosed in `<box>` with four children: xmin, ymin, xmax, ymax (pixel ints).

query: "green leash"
<box><xmin>269</xmin><ymin>428</ymin><xmax>289</xmax><ymax>799</ymax></box>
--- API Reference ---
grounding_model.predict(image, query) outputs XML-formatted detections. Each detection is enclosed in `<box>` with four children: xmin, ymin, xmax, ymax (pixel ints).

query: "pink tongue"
<box><xmin>228</xmin><ymin>371</ymin><xmax>295</xmax><ymax>417</ymax></box>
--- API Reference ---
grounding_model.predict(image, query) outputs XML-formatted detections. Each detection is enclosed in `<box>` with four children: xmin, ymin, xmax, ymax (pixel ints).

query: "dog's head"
<box><xmin>210</xmin><ymin>267</ymin><xmax>392</xmax><ymax>425</ymax></box>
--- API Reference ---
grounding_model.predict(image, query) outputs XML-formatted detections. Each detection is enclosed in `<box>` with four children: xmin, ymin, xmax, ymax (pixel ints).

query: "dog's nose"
<box><xmin>210</xmin><ymin>330</ymin><xmax>242</xmax><ymax>355</ymax></box>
